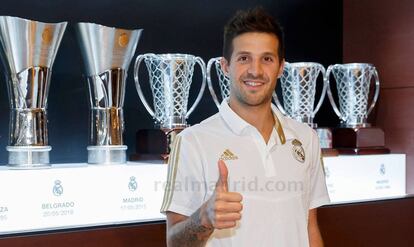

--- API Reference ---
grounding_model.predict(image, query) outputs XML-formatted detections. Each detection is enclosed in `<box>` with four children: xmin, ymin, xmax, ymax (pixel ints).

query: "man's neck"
<box><xmin>228</xmin><ymin>99</ymin><xmax>275</xmax><ymax>143</ymax></box>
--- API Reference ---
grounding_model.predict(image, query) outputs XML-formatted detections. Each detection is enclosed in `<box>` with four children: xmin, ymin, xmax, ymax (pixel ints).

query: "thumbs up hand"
<box><xmin>200</xmin><ymin>160</ymin><xmax>243</xmax><ymax>230</ymax></box>
<box><xmin>216</xmin><ymin>159</ymin><xmax>229</xmax><ymax>192</ymax></box>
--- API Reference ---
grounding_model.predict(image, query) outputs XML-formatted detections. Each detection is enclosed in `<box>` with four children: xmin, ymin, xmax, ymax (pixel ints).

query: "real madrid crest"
<box><xmin>291</xmin><ymin>139</ymin><xmax>305</xmax><ymax>163</ymax></box>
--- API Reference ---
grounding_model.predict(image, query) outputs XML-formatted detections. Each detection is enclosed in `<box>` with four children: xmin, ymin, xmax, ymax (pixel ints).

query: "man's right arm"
<box><xmin>166</xmin><ymin>160</ymin><xmax>243</xmax><ymax>247</ymax></box>
<box><xmin>166</xmin><ymin>208</ymin><xmax>213</xmax><ymax>247</ymax></box>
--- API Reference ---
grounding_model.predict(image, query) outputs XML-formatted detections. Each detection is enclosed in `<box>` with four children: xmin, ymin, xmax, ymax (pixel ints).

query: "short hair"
<box><xmin>222</xmin><ymin>7</ymin><xmax>285</xmax><ymax>62</ymax></box>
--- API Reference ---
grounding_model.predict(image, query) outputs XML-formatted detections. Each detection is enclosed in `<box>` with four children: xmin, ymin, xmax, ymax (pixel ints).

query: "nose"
<box><xmin>247</xmin><ymin>59</ymin><xmax>263</xmax><ymax>77</ymax></box>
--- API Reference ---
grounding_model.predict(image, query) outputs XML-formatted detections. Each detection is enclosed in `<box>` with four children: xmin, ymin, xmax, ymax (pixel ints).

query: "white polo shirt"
<box><xmin>161</xmin><ymin>101</ymin><xmax>330</xmax><ymax>247</ymax></box>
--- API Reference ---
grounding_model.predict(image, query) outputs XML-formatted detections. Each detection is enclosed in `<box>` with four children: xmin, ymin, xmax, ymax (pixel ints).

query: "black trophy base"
<box><xmin>333</xmin><ymin>127</ymin><xmax>389</xmax><ymax>155</ymax></box>
<box><xmin>321</xmin><ymin>148</ymin><xmax>339</xmax><ymax>157</ymax></box>
<box><xmin>129</xmin><ymin>153</ymin><xmax>169</xmax><ymax>164</ymax></box>
<box><xmin>336</xmin><ymin>147</ymin><xmax>391</xmax><ymax>155</ymax></box>
<box><xmin>333</xmin><ymin>127</ymin><xmax>385</xmax><ymax>148</ymax></box>
<box><xmin>130</xmin><ymin>128</ymin><xmax>183</xmax><ymax>162</ymax></box>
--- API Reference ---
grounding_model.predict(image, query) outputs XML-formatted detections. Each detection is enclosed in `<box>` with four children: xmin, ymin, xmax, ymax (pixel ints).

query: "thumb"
<box><xmin>216</xmin><ymin>159</ymin><xmax>228</xmax><ymax>192</ymax></box>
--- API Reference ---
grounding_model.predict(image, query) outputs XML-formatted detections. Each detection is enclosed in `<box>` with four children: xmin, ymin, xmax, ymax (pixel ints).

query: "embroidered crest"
<box><xmin>291</xmin><ymin>139</ymin><xmax>305</xmax><ymax>163</ymax></box>
<box><xmin>219</xmin><ymin>149</ymin><xmax>238</xmax><ymax>161</ymax></box>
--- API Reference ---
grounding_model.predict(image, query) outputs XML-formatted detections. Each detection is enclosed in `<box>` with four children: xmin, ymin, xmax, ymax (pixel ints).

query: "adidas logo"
<box><xmin>219</xmin><ymin>149</ymin><xmax>238</xmax><ymax>161</ymax></box>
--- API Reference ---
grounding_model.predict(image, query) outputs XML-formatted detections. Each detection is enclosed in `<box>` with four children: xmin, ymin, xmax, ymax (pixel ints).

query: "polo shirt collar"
<box><xmin>219</xmin><ymin>100</ymin><xmax>296</xmax><ymax>145</ymax></box>
<box><xmin>271</xmin><ymin>104</ymin><xmax>298</xmax><ymax>143</ymax></box>
<box><xmin>219</xmin><ymin>100</ymin><xmax>250</xmax><ymax>135</ymax></box>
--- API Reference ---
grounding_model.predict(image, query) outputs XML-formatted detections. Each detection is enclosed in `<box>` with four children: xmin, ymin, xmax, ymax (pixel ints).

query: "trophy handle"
<box><xmin>272</xmin><ymin>91</ymin><xmax>287</xmax><ymax>115</ymax></box>
<box><xmin>134</xmin><ymin>53</ymin><xmax>157</xmax><ymax>120</ymax></box>
<box><xmin>367</xmin><ymin>67</ymin><xmax>380</xmax><ymax>116</ymax></box>
<box><xmin>326</xmin><ymin>64</ymin><xmax>343</xmax><ymax>120</ymax></box>
<box><xmin>312</xmin><ymin>64</ymin><xmax>327</xmax><ymax>117</ymax></box>
<box><xmin>186</xmin><ymin>56</ymin><xmax>207</xmax><ymax>118</ymax></box>
<box><xmin>206</xmin><ymin>57</ymin><xmax>221</xmax><ymax>108</ymax></box>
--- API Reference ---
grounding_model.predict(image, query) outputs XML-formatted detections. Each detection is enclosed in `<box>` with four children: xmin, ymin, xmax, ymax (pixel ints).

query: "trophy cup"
<box><xmin>0</xmin><ymin>16</ymin><xmax>67</xmax><ymax>168</ymax></box>
<box><xmin>77</xmin><ymin>23</ymin><xmax>142</xmax><ymax>164</ymax></box>
<box><xmin>207</xmin><ymin>57</ymin><xmax>230</xmax><ymax>108</ymax></box>
<box><xmin>273</xmin><ymin>62</ymin><xmax>335</xmax><ymax>152</ymax></box>
<box><xmin>132</xmin><ymin>53</ymin><xmax>206</xmax><ymax>161</ymax></box>
<box><xmin>273</xmin><ymin>62</ymin><xmax>327</xmax><ymax>128</ymax></box>
<box><xmin>326</xmin><ymin>63</ymin><xmax>389</xmax><ymax>154</ymax></box>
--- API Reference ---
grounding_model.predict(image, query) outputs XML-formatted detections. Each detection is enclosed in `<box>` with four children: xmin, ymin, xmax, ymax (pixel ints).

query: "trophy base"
<box><xmin>321</xmin><ymin>148</ymin><xmax>339</xmax><ymax>157</ymax></box>
<box><xmin>7</xmin><ymin>146</ymin><xmax>52</xmax><ymax>169</ymax></box>
<box><xmin>336</xmin><ymin>147</ymin><xmax>391</xmax><ymax>155</ymax></box>
<box><xmin>129</xmin><ymin>153</ymin><xmax>169</xmax><ymax>164</ymax></box>
<box><xmin>131</xmin><ymin>128</ymin><xmax>184</xmax><ymax>162</ymax></box>
<box><xmin>333</xmin><ymin>127</ymin><xmax>385</xmax><ymax>148</ymax></box>
<box><xmin>87</xmin><ymin>145</ymin><xmax>127</xmax><ymax>164</ymax></box>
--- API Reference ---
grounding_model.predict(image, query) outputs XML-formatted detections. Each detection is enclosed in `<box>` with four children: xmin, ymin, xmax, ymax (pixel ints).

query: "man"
<box><xmin>161</xmin><ymin>7</ymin><xmax>330</xmax><ymax>247</ymax></box>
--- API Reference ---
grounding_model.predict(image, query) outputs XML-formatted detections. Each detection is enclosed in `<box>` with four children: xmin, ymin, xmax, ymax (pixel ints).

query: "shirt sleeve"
<box><xmin>308</xmin><ymin>129</ymin><xmax>331</xmax><ymax>209</ymax></box>
<box><xmin>160</xmin><ymin>131</ymin><xmax>207</xmax><ymax>216</ymax></box>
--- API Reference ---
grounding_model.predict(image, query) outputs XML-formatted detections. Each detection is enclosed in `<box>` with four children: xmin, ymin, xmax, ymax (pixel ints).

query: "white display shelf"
<box><xmin>0</xmin><ymin>154</ymin><xmax>406</xmax><ymax>235</ymax></box>
<box><xmin>0</xmin><ymin>162</ymin><xmax>167</xmax><ymax>235</ymax></box>
<box><xmin>323</xmin><ymin>154</ymin><xmax>406</xmax><ymax>204</ymax></box>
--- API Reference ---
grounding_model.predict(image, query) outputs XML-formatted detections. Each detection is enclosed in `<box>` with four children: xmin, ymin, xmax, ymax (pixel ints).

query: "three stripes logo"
<box><xmin>219</xmin><ymin>149</ymin><xmax>238</xmax><ymax>161</ymax></box>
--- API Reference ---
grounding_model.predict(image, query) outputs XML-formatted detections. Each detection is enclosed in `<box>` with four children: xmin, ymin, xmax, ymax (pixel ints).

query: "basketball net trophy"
<box><xmin>77</xmin><ymin>23</ymin><xmax>142</xmax><ymax>164</ymax></box>
<box><xmin>273</xmin><ymin>62</ymin><xmax>335</xmax><ymax>154</ymax></box>
<box><xmin>207</xmin><ymin>57</ymin><xmax>230</xmax><ymax>108</ymax></box>
<box><xmin>0</xmin><ymin>16</ymin><xmax>67</xmax><ymax>168</ymax></box>
<box><xmin>326</xmin><ymin>63</ymin><xmax>389</xmax><ymax>154</ymax></box>
<box><xmin>133</xmin><ymin>53</ymin><xmax>206</xmax><ymax>161</ymax></box>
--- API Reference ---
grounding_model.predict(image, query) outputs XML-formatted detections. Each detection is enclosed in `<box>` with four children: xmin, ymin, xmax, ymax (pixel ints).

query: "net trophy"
<box><xmin>326</xmin><ymin>63</ymin><xmax>389</xmax><ymax>154</ymax></box>
<box><xmin>77</xmin><ymin>23</ymin><xmax>142</xmax><ymax>164</ymax></box>
<box><xmin>0</xmin><ymin>16</ymin><xmax>67</xmax><ymax>168</ymax></box>
<box><xmin>273</xmin><ymin>62</ymin><xmax>333</xmax><ymax>150</ymax></box>
<box><xmin>207</xmin><ymin>57</ymin><xmax>230</xmax><ymax>108</ymax></box>
<box><xmin>133</xmin><ymin>53</ymin><xmax>206</xmax><ymax>161</ymax></box>
<box><xmin>274</xmin><ymin>62</ymin><xmax>327</xmax><ymax>127</ymax></box>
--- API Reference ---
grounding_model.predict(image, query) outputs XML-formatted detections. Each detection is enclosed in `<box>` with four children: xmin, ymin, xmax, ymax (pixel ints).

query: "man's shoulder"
<box><xmin>179</xmin><ymin>113</ymin><xmax>225</xmax><ymax>139</ymax></box>
<box><xmin>281</xmin><ymin>115</ymin><xmax>318</xmax><ymax>146</ymax></box>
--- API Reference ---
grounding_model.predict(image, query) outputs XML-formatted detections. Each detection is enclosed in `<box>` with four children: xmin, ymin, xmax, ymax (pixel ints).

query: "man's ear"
<box><xmin>220</xmin><ymin>57</ymin><xmax>230</xmax><ymax>75</ymax></box>
<box><xmin>277</xmin><ymin>59</ymin><xmax>285</xmax><ymax>79</ymax></box>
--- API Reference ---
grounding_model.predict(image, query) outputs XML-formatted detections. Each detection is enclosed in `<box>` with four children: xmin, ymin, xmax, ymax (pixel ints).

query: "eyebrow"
<box><xmin>234</xmin><ymin>51</ymin><xmax>278</xmax><ymax>58</ymax></box>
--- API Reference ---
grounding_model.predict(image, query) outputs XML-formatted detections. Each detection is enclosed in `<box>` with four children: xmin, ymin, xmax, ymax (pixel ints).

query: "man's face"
<box><xmin>221</xmin><ymin>32</ymin><xmax>284</xmax><ymax>107</ymax></box>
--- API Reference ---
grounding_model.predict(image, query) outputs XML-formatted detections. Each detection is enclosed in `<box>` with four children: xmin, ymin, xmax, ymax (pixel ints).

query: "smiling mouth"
<box><xmin>244</xmin><ymin>81</ymin><xmax>265</xmax><ymax>87</ymax></box>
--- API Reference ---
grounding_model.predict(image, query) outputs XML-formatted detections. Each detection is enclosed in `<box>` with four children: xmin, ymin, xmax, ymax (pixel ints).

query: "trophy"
<box><xmin>207</xmin><ymin>57</ymin><xmax>230</xmax><ymax>108</ymax></box>
<box><xmin>0</xmin><ymin>16</ymin><xmax>67</xmax><ymax>168</ymax></box>
<box><xmin>133</xmin><ymin>53</ymin><xmax>206</xmax><ymax>161</ymax></box>
<box><xmin>273</xmin><ymin>62</ymin><xmax>333</xmax><ymax>151</ymax></box>
<box><xmin>326</xmin><ymin>63</ymin><xmax>389</xmax><ymax>154</ymax></box>
<box><xmin>77</xmin><ymin>23</ymin><xmax>142</xmax><ymax>164</ymax></box>
<box><xmin>274</xmin><ymin>62</ymin><xmax>327</xmax><ymax>128</ymax></box>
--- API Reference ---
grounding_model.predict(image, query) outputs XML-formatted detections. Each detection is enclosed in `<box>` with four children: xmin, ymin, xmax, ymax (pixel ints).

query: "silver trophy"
<box><xmin>134</xmin><ymin>53</ymin><xmax>206</xmax><ymax>129</ymax></box>
<box><xmin>207</xmin><ymin>57</ymin><xmax>230</xmax><ymax>108</ymax></box>
<box><xmin>0</xmin><ymin>16</ymin><xmax>67</xmax><ymax>168</ymax></box>
<box><xmin>77</xmin><ymin>23</ymin><xmax>142</xmax><ymax>164</ymax></box>
<box><xmin>274</xmin><ymin>62</ymin><xmax>327</xmax><ymax>128</ymax></box>
<box><xmin>326</xmin><ymin>63</ymin><xmax>380</xmax><ymax>127</ymax></box>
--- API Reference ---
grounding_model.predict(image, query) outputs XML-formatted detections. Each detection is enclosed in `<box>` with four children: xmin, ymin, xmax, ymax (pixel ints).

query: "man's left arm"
<box><xmin>308</xmin><ymin>208</ymin><xmax>324</xmax><ymax>247</ymax></box>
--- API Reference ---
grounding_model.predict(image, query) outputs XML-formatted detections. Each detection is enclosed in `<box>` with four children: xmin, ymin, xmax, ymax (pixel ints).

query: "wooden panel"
<box><xmin>343</xmin><ymin>0</ymin><xmax>414</xmax><ymax>88</ymax></box>
<box><xmin>0</xmin><ymin>222</ymin><xmax>166</xmax><ymax>247</ymax></box>
<box><xmin>2</xmin><ymin>197</ymin><xmax>414</xmax><ymax>247</ymax></box>
<box><xmin>319</xmin><ymin>197</ymin><xmax>414</xmax><ymax>247</ymax></box>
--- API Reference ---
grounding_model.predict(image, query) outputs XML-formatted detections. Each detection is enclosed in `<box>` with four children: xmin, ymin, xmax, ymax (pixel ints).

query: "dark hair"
<box><xmin>223</xmin><ymin>7</ymin><xmax>285</xmax><ymax>62</ymax></box>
